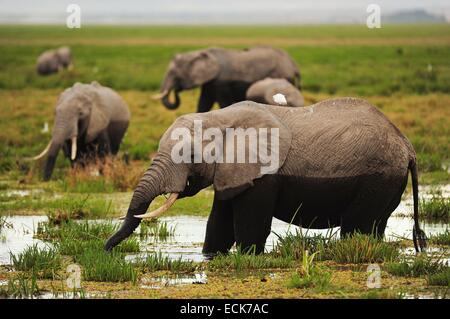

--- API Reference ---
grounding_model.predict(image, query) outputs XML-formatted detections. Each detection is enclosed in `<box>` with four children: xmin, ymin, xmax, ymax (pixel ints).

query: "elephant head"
<box><xmin>105</xmin><ymin>103</ymin><xmax>292</xmax><ymax>251</ymax></box>
<box><xmin>154</xmin><ymin>50</ymin><xmax>220</xmax><ymax>110</ymax></box>
<box><xmin>34</xmin><ymin>83</ymin><xmax>108</xmax><ymax>180</ymax></box>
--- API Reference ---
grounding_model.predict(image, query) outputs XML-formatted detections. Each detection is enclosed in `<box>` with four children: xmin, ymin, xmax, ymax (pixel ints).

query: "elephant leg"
<box><xmin>197</xmin><ymin>83</ymin><xmax>216</xmax><ymax>113</ymax></box>
<box><xmin>232</xmin><ymin>177</ymin><xmax>279</xmax><ymax>254</ymax></box>
<box><xmin>108</xmin><ymin>121</ymin><xmax>128</xmax><ymax>155</ymax></box>
<box><xmin>340</xmin><ymin>174</ymin><xmax>404</xmax><ymax>238</ymax></box>
<box><xmin>202</xmin><ymin>196</ymin><xmax>235</xmax><ymax>257</ymax></box>
<box><xmin>97</xmin><ymin>131</ymin><xmax>111</xmax><ymax>158</ymax></box>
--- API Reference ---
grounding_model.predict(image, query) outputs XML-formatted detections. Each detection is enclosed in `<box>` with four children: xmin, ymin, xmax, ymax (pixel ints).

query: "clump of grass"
<box><xmin>427</xmin><ymin>267</ymin><xmax>450</xmax><ymax>287</ymax></box>
<box><xmin>326</xmin><ymin>233</ymin><xmax>400</xmax><ymax>264</ymax></box>
<box><xmin>36</xmin><ymin>220</ymin><xmax>139</xmax><ymax>255</ymax></box>
<box><xmin>273</xmin><ymin>228</ymin><xmax>335</xmax><ymax>260</ymax></box>
<box><xmin>0</xmin><ymin>215</ymin><xmax>13</xmax><ymax>232</ymax></box>
<box><xmin>47</xmin><ymin>195</ymin><xmax>114</xmax><ymax>222</ymax></box>
<box><xmin>10</xmin><ymin>244</ymin><xmax>61</xmax><ymax>279</ymax></box>
<box><xmin>429</xmin><ymin>229</ymin><xmax>450</xmax><ymax>246</ymax></box>
<box><xmin>62</xmin><ymin>158</ymin><xmax>144</xmax><ymax>193</ymax></box>
<box><xmin>75</xmin><ymin>245</ymin><xmax>137</xmax><ymax>283</ymax></box>
<box><xmin>139</xmin><ymin>251</ymin><xmax>197</xmax><ymax>272</ymax></box>
<box><xmin>419</xmin><ymin>194</ymin><xmax>449</xmax><ymax>221</ymax></box>
<box><xmin>208</xmin><ymin>249</ymin><xmax>294</xmax><ymax>271</ymax></box>
<box><xmin>286</xmin><ymin>251</ymin><xmax>331</xmax><ymax>290</ymax></box>
<box><xmin>386</xmin><ymin>254</ymin><xmax>447</xmax><ymax>277</ymax></box>
<box><xmin>0</xmin><ymin>273</ymin><xmax>41</xmax><ymax>299</ymax></box>
<box><xmin>139</xmin><ymin>219</ymin><xmax>175</xmax><ymax>239</ymax></box>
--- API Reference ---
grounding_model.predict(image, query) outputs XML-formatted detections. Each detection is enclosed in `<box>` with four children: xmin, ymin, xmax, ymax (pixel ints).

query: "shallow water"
<box><xmin>1</xmin><ymin>214</ymin><xmax>447</xmax><ymax>266</ymax></box>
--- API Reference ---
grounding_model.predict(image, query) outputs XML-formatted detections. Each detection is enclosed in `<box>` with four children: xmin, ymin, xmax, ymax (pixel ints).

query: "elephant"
<box><xmin>105</xmin><ymin>97</ymin><xmax>427</xmax><ymax>255</ymax></box>
<box><xmin>33</xmin><ymin>81</ymin><xmax>130</xmax><ymax>181</ymax></box>
<box><xmin>36</xmin><ymin>46</ymin><xmax>73</xmax><ymax>75</ymax></box>
<box><xmin>246</xmin><ymin>78</ymin><xmax>304</xmax><ymax>107</ymax></box>
<box><xmin>154</xmin><ymin>46</ymin><xmax>300</xmax><ymax>112</ymax></box>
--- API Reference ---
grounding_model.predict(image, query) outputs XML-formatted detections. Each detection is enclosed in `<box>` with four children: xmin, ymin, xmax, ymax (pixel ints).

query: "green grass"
<box><xmin>419</xmin><ymin>195</ymin><xmax>450</xmax><ymax>221</ymax></box>
<box><xmin>427</xmin><ymin>267</ymin><xmax>450</xmax><ymax>287</ymax></box>
<box><xmin>74</xmin><ymin>245</ymin><xmax>138</xmax><ymax>283</ymax></box>
<box><xmin>325</xmin><ymin>234</ymin><xmax>400</xmax><ymax>264</ymax></box>
<box><xmin>429</xmin><ymin>229</ymin><xmax>450</xmax><ymax>246</ymax></box>
<box><xmin>386</xmin><ymin>254</ymin><xmax>447</xmax><ymax>277</ymax></box>
<box><xmin>10</xmin><ymin>244</ymin><xmax>61</xmax><ymax>279</ymax></box>
<box><xmin>139</xmin><ymin>252</ymin><xmax>197</xmax><ymax>272</ymax></box>
<box><xmin>0</xmin><ymin>272</ymin><xmax>41</xmax><ymax>299</ymax></box>
<box><xmin>139</xmin><ymin>219</ymin><xmax>175</xmax><ymax>239</ymax></box>
<box><xmin>208</xmin><ymin>249</ymin><xmax>294</xmax><ymax>271</ymax></box>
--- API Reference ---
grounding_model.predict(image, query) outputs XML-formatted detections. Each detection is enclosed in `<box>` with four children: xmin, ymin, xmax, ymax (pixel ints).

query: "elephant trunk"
<box><xmin>161</xmin><ymin>90</ymin><xmax>180</xmax><ymax>110</ymax></box>
<box><xmin>104</xmin><ymin>158</ymin><xmax>170</xmax><ymax>251</ymax></box>
<box><xmin>43</xmin><ymin>140</ymin><xmax>63</xmax><ymax>181</ymax></box>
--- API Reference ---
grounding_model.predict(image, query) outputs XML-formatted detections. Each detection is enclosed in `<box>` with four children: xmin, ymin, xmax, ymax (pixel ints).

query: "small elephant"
<box><xmin>105</xmin><ymin>98</ymin><xmax>426</xmax><ymax>254</ymax></box>
<box><xmin>154</xmin><ymin>46</ymin><xmax>300</xmax><ymax>112</ymax></box>
<box><xmin>33</xmin><ymin>81</ymin><xmax>130</xmax><ymax>180</ymax></box>
<box><xmin>246</xmin><ymin>78</ymin><xmax>304</xmax><ymax>107</ymax></box>
<box><xmin>36</xmin><ymin>46</ymin><xmax>73</xmax><ymax>75</ymax></box>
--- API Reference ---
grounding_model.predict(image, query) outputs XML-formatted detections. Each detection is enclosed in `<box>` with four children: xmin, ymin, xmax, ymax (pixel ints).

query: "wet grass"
<box><xmin>386</xmin><ymin>254</ymin><xmax>448</xmax><ymax>277</ymax></box>
<box><xmin>139</xmin><ymin>252</ymin><xmax>197</xmax><ymax>272</ymax></box>
<box><xmin>419</xmin><ymin>194</ymin><xmax>450</xmax><ymax>221</ymax></box>
<box><xmin>0</xmin><ymin>272</ymin><xmax>41</xmax><ymax>299</ymax></box>
<box><xmin>10</xmin><ymin>244</ymin><xmax>61</xmax><ymax>279</ymax></box>
<box><xmin>139</xmin><ymin>219</ymin><xmax>176</xmax><ymax>239</ymax></box>
<box><xmin>274</xmin><ymin>230</ymin><xmax>400</xmax><ymax>264</ymax></box>
<box><xmin>427</xmin><ymin>267</ymin><xmax>450</xmax><ymax>287</ymax></box>
<box><xmin>429</xmin><ymin>229</ymin><xmax>450</xmax><ymax>246</ymax></box>
<box><xmin>74</xmin><ymin>246</ymin><xmax>137</xmax><ymax>283</ymax></box>
<box><xmin>286</xmin><ymin>251</ymin><xmax>331</xmax><ymax>290</ymax></box>
<box><xmin>208</xmin><ymin>250</ymin><xmax>294</xmax><ymax>271</ymax></box>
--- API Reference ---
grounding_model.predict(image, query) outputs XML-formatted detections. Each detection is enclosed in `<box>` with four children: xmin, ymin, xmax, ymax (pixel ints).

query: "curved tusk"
<box><xmin>152</xmin><ymin>90</ymin><xmax>168</xmax><ymax>100</ymax></box>
<box><xmin>32</xmin><ymin>141</ymin><xmax>52</xmax><ymax>160</ymax></box>
<box><xmin>118</xmin><ymin>215</ymin><xmax>126</xmax><ymax>220</ymax></box>
<box><xmin>135</xmin><ymin>193</ymin><xmax>179</xmax><ymax>219</ymax></box>
<box><xmin>70</xmin><ymin>136</ymin><xmax>77</xmax><ymax>160</ymax></box>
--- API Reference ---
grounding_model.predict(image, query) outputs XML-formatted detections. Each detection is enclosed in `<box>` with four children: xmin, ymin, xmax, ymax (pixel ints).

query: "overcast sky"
<box><xmin>0</xmin><ymin>0</ymin><xmax>449</xmax><ymax>24</ymax></box>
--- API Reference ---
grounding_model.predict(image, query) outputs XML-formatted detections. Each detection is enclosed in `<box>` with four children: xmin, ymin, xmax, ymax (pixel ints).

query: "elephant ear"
<box><xmin>84</xmin><ymin>90</ymin><xmax>108</xmax><ymax>142</ymax></box>
<box><xmin>212</xmin><ymin>103</ymin><xmax>292</xmax><ymax>200</ymax></box>
<box><xmin>187</xmin><ymin>51</ymin><xmax>220</xmax><ymax>87</ymax></box>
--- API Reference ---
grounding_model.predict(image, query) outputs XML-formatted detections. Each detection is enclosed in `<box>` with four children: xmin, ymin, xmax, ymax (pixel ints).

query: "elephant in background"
<box><xmin>33</xmin><ymin>81</ymin><xmax>130</xmax><ymax>180</ymax></box>
<box><xmin>105</xmin><ymin>98</ymin><xmax>426</xmax><ymax>255</ymax></box>
<box><xmin>154</xmin><ymin>46</ymin><xmax>300</xmax><ymax>112</ymax></box>
<box><xmin>36</xmin><ymin>46</ymin><xmax>73</xmax><ymax>75</ymax></box>
<box><xmin>246</xmin><ymin>78</ymin><xmax>304</xmax><ymax>107</ymax></box>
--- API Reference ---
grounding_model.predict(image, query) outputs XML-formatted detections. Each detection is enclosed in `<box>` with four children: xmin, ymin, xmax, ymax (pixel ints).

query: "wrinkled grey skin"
<box><xmin>42</xmin><ymin>81</ymin><xmax>130</xmax><ymax>180</ymax></box>
<box><xmin>246</xmin><ymin>78</ymin><xmax>304</xmax><ymax>107</ymax></box>
<box><xmin>158</xmin><ymin>46</ymin><xmax>300</xmax><ymax>112</ymax></box>
<box><xmin>105</xmin><ymin>97</ymin><xmax>426</xmax><ymax>254</ymax></box>
<box><xmin>36</xmin><ymin>46</ymin><xmax>73</xmax><ymax>76</ymax></box>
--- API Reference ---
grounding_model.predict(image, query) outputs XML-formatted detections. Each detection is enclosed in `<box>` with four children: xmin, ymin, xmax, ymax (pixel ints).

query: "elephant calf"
<box><xmin>33</xmin><ymin>81</ymin><xmax>130</xmax><ymax>180</ymax></box>
<box><xmin>106</xmin><ymin>98</ymin><xmax>426</xmax><ymax>255</ymax></box>
<box><xmin>246</xmin><ymin>78</ymin><xmax>304</xmax><ymax>107</ymax></box>
<box><xmin>36</xmin><ymin>46</ymin><xmax>73</xmax><ymax>76</ymax></box>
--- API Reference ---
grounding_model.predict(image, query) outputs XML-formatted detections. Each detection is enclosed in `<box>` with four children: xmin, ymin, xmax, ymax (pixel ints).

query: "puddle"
<box><xmin>140</xmin><ymin>272</ymin><xmax>207</xmax><ymax>289</ymax></box>
<box><xmin>0</xmin><ymin>216</ymin><xmax>48</xmax><ymax>265</ymax></box>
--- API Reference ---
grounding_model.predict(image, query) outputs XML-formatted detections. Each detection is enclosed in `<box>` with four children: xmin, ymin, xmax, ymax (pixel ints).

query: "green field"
<box><xmin>0</xmin><ymin>24</ymin><xmax>449</xmax><ymax>299</ymax></box>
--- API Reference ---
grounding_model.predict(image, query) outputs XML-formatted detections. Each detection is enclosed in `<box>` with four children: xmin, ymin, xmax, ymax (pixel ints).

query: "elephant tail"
<box><xmin>409</xmin><ymin>159</ymin><xmax>427</xmax><ymax>253</ymax></box>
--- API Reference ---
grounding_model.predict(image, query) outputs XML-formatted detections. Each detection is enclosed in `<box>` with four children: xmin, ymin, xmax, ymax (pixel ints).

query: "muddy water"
<box><xmin>0</xmin><ymin>184</ymin><xmax>448</xmax><ymax>265</ymax></box>
<box><xmin>1</xmin><ymin>214</ymin><xmax>447</xmax><ymax>266</ymax></box>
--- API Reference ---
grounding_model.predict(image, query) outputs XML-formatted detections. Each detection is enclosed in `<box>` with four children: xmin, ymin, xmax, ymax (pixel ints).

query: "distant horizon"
<box><xmin>0</xmin><ymin>0</ymin><xmax>448</xmax><ymax>25</ymax></box>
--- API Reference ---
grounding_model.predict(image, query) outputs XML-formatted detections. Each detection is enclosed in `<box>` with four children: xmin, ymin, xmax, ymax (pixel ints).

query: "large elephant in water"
<box><xmin>154</xmin><ymin>46</ymin><xmax>300</xmax><ymax>112</ymax></box>
<box><xmin>105</xmin><ymin>98</ymin><xmax>426</xmax><ymax>254</ymax></box>
<box><xmin>36</xmin><ymin>46</ymin><xmax>73</xmax><ymax>76</ymax></box>
<box><xmin>33</xmin><ymin>81</ymin><xmax>130</xmax><ymax>180</ymax></box>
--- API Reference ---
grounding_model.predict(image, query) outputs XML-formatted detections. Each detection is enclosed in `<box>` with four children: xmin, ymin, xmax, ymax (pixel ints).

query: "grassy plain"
<box><xmin>0</xmin><ymin>24</ymin><xmax>449</xmax><ymax>298</ymax></box>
